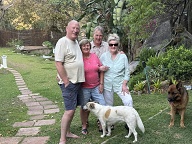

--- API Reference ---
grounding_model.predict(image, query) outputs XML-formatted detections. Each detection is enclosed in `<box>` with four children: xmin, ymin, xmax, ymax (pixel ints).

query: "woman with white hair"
<box><xmin>100</xmin><ymin>33</ymin><xmax>133</xmax><ymax>107</ymax></box>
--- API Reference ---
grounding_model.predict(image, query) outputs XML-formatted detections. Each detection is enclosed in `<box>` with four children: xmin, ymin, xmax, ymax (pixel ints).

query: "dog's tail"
<box><xmin>133</xmin><ymin>108</ymin><xmax>145</xmax><ymax>133</ymax></box>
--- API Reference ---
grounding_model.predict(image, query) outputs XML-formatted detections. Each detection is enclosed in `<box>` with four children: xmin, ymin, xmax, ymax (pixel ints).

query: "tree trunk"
<box><xmin>187</xmin><ymin>0</ymin><xmax>192</xmax><ymax>33</ymax></box>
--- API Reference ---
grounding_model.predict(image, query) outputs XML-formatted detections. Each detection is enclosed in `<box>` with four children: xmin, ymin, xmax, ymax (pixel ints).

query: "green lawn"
<box><xmin>0</xmin><ymin>48</ymin><xmax>192</xmax><ymax>144</ymax></box>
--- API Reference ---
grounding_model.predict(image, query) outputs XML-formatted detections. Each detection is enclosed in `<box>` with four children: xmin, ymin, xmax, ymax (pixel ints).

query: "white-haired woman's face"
<box><xmin>108</xmin><ymin>40</ymin><xmax>118</xmax><ymax>53</ymax></box>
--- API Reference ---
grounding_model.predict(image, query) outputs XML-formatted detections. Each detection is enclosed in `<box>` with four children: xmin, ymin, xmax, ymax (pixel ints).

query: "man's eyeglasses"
<box><xmin>109</xmin><ymin>43</ymin><xmax>118</xmax><ymax>46</ymax></box>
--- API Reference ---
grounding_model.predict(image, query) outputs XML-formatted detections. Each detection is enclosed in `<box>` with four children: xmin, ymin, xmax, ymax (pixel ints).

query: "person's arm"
<box><xmin>99</xmin><ymin>66</ymin><xmax>110</xmax><ymax>72</ymax></box>
<box><xmin>99</xmin><ymin>71</ymin><xmax>104</xmax><ymax>93</ymax></box>
<box><xmin>122</xmin><ymin>54</ymin><xmax>130</xmax><ymax>95</ymax></box>
<box><xmin>55</xmin><ymin>61</ymin><xmax>69</xmax><ymax>87</ymax></box>
<box><xmin>99</xmin><ymin>52</ymin><xmax>110</xmax><ymax>72</ymax></box>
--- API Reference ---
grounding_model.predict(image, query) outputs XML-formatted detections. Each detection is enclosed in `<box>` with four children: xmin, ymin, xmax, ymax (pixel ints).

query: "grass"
<box><xmin>0</xmin><ymin>47</ymin><xmax>192</xmax><ymax>144</ymax></box>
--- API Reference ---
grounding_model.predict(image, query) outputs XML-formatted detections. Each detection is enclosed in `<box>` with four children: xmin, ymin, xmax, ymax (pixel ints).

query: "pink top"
<box><xmin>82</xmin><ymin>53</ymin><xmax>102</xmax><ymax>88</ymax></box>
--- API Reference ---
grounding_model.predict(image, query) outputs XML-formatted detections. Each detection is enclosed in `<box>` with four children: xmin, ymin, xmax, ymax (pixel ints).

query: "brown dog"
<box><xmin>167</xmin><ymin>81</ymin><xmax>189</xmax><ymax>127</ymax></box>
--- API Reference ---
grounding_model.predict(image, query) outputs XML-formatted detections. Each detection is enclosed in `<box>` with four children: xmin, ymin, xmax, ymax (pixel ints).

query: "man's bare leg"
<box><xmin>59</xmin><ymin>110</ymin><xmax>79</xmax><ymax>144</ymax></box>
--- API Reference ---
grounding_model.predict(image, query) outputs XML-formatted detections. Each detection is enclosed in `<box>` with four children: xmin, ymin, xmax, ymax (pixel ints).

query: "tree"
<box><xmin>78</xmin><ymin>0</ymin><xmax>162</xmax><ymax>61</ymax></box>
<box><xmin>0</xmin><ymin>0</ymin><xmax>14</xmax><ymax>21</ymax></box>
<box><xmin>78</xmin><ymin>0</ymin><xmax>127</xmax><ymax>46</ymax></box>
<box><xmin>1</xmin><ymin>0</ymin><xmax>85</xmax><ymax>31</ymax></box>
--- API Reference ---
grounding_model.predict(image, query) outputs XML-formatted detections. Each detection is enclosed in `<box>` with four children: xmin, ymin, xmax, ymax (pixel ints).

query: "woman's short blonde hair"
<box><xmin>107</xmin><ymin>33</ymin><xmax>120</xmax><ymax>44</ymax></box>
<box><xmin>79</xmin><ymin>39</ymin><xmax>91</xmax><ymax>49</ymax></box>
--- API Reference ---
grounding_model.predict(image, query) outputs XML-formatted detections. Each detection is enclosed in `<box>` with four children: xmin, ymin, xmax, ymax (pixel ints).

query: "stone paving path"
<box><xmin>0</xmin><ymin>68</ymin><xmax>60</xmax><ymax>144</ymax></box>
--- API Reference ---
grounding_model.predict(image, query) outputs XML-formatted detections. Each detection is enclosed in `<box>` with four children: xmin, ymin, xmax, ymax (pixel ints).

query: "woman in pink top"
<box><xmin>79</xmin><ymin>39</ymin><xmax>106</xmax><ymax>135</ymax></box>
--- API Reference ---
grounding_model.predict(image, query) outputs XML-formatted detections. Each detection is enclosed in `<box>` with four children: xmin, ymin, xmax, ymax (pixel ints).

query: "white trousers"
<box><xmin>103</xmin><ymin>89</ymin><xmax>133</xmax><ymax>107</ymax></box>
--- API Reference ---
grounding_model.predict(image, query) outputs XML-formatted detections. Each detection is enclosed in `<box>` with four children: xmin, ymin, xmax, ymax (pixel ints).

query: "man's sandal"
<box><xmin>81</xmin><ymin>129</ymin><xmax>88</xmax><ymax>135</ymax></box>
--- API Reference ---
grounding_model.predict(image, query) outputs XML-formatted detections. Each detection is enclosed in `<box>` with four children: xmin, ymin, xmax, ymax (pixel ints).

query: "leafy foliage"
<box><xmin>6</xmin><ymin>39</ymin><xmax>23</xmax><ymax>47</ymax></box>
<box><xmin>1</xmin><ymin>0</ymin><xmax>84</xmax><ymax>31</ymax></box>
<box><xmin>133</xmin><ymin>80</ymin><xmax>146</xmax><ymax>92</ymax></box>
<box><xmin>123</xmin><ymin>0</ymin><xmax>163</xmax><ymax>40</ymax></box>
<box><xmin>129</xmin><ymin>72</ymin><xmax>145</xmax><ymax>90</ymax></box>
<box><xmin>152</xmin><ymin>79</ymin><xmax>161</xmax><ymax>93</ymax></box>
<box><xmin>147</xmin><ymin>45</ymin><xmax>192</xmax><ymax>80</ymax></box>
<box><xmin>135</xmin><ymin>47</ymin><xmax>156</xmax><ymax>73</ymax></box>
<box><xmin>42</xmin><ymin>41</ymin><xmax>54</xmax><ymax>49</ymax></box>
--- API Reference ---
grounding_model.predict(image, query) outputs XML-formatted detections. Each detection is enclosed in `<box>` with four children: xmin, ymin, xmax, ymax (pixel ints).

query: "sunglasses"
<box><xmin>109</xmin><ymin>43</ymin><xmax>118</xmax><ymax>46</ymax></box>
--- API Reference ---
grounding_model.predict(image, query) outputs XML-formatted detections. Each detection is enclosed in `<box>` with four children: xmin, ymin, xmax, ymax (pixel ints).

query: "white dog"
<box><xmin>83</xmin><ymin>102</ymin><xmax>145</xmax><ymax>143</ymax></box>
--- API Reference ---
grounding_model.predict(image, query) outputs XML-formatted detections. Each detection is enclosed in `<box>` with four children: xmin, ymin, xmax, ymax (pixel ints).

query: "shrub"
<box><xmin>139</xmin><ymin>47</ymin><xmax>156</xmax><ymax>62</ymax></box>
<box><xmin>162</xmin><ymin>46</ymin><xmax>192</xmax><ymax>80</ymax></box>
<box><xmin>134</xmin><ymin>47</ymin><xmax>156</xmax><ymax>73</ymax></box>
<box><xmin>6</xmin><ymin>39</ymin><xmax>23</xmax><ymax>47</ymax></box>
<box><xmin>42</xmin><ymin>41</ymin><xmax>53</xmax><ymax>49</ymax></box>
<box><xmin>129</xmin><ymin>72</ymin><xmax>145</xmax><ymax>90</ymax></box>
<box><xmin>147</xmin><ymin>45</ymin><xmax>192</xmax><ymax>80</ymax></box>
<box><xmin>147</xmin><ymin>65</ymin><xmax>168</xmax><ymax>81</ymax></box>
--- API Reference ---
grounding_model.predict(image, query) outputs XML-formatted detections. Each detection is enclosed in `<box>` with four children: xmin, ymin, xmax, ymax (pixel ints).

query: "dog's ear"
<box><xmin>176</xmin><ymin>81</ymin><xmax>183</xmax><ymax>89</ymax></box>
<box><xmin>176</xmin><ymin>81</ymin><xmax>185</xmax><ymax>94</ymax></box>
<box><xmin>90</xmin><ymin>103</ymin><xmax>95</xmax><ymax>109</ymax></box>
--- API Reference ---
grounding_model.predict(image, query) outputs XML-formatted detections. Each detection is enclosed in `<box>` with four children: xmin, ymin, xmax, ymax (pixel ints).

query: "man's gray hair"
<box><xmin>93</xmin><ymin>26</ymin><xmax>104</xmax><ymax>34</ymax></box>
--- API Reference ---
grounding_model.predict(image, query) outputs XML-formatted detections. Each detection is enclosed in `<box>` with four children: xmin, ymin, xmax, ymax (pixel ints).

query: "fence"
<box><xmin>0</xmin><ymin>29</ymin><xmax>63</xmax><ymax>47</ymax></box>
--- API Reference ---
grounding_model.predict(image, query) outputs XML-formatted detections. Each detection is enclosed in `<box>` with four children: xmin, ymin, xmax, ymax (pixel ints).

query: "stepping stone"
<box><xmin>25</xmin><ymin>102</ymin><xmax>40</xmax><ymax>107</ymax></box>
<box><xmin>20</xmin><ymin>90</ymin><xmax>32</xmax><ymax>95</ymax></box>
<box><xmin>39</xmin><ymin>101</ymin><xmax>53</xmax><ymax>105</ymax></box>
<box><xmin>31</xmin><ymin>95</ymin><xmax>43</xmax><ymax>99</ymax></box>
<box><xmin>29</xmin><ymin>93</ymin><xmax>40</xmax><ymax>96</ymax></box>
<box><xmin>28</xmin><ymin>105</ymin><xmax>44</xmax><ymax>111</ymax></box>
<box><xmin>21</xmin><ymin>136</ymin><xmax>49</xmax><ymax>144</ymax></box>
<box><xmin>22</xmin><ymin>98</ymin><xmax>36</xmax><ymax>103</ymax></box>
<box><xmin>35</xmin><ymin>97</ymin><xmax>48</xmax><ymax>101</ymax></box>
<box><xmin>15</xmin><ymin>79</ymin><xmax>25</xmax><ymax>82</ymax></box>
<box><xmin>44</xmin><ymin>105</ymin><xmax>58</xmax><ymax>109</ymax></box>
<box><xmin>17</xmin><ymin>85</ymin><xmax>27</xmax><ymax>88</ymax></box>
<box><xmin>28</xmin><ymin>110</ymin><xmax>43</xmax><ymax>115</ymax></box>
<box><xmin>18</xmin><ymin>96</ymin><xmax>32</xmax><ymax>101</ymax></box>
<box><xmin>14</xmin><ymin>76</ymin><xmax>22</xmax><ymax>79</ymax></box>
<box><xmin>16</xmin><ymin>127</ymin><xmax>40</xmax><ymax>136</ymax></box>
<box><xmin>16</xmin><ymin>82</ymin><xmax>26</xmax><ymax>85</ymax></box>
<box><xmin>34</xmin><ymin>119</ymin><xmax>55</xmax><ymax>126</ymax></box>
<box><xmin>13</xmin><ymin>121</ymin><xmax>35</xmax><ymax>127</ymax></box>
<box><xmin>0</xmin><ymin>137</ymin><xmax>23</xmax><ymax>144</ymax></box>
<box><xmin>44</xmin><ymin>108</ymin><xmax>59</xmax><ymax>114</ymax></box>
<box><xmin>14</xmin><ymin>74</ymin><xmax>22</xmax><ymax>77</ymax></box>
<box><xmin>30</xmin><ymin>115</ymin><xmax>45</xmax><ymax>120</ymax></box>
<box><xmin>19</xmin><ymin>87</ymin><xmax>28</xmax><ymax>91</ymax></box>
<box><xmin>17</xmin><ymin>94</ymin><xmax>29</xmax><ymax>98</ymax></box>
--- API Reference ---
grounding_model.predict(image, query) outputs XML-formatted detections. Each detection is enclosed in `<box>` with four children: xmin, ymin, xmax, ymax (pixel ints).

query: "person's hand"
<box><xmin>122</xmin><ymin>84</ymin><xmax>129</xmax><ymax>95</ymax></box>
<box><xmin>99</xmin><ymin>66</ymin><xmax>110</xmax><ymax>72</ymax></box>
<box><xmin>63</xmin><ymin>79</ymin><xmax>70</xmax><ymax>87</ymax></box>
<box><xmin>120</xmin><ymin>51</ymin><xmax>124</xmax><ymax>54</ymax></box>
